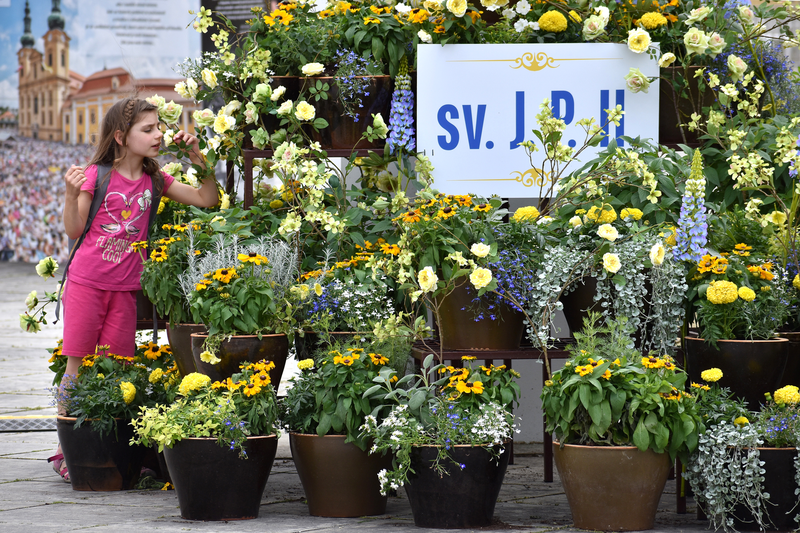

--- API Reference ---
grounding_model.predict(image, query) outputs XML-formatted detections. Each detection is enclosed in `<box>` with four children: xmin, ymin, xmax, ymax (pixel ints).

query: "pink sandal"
<box><xmin>48</xmin><ymin>453</ymin><xmax>69</xmax><ymax>483</ymax></box>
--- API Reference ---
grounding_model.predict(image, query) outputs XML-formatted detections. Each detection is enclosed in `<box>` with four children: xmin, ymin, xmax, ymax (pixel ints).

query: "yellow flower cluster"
<box><xmin>734</xmin><ymin>416</ymin><xmax>750</xmax><ymax>426</ymax></box>
<box><xmin>700</xmin><ymin>367</ymin><xmax>723</xmax><ymax>383</ymax></box>
<box><xmin>774</xmin><ymin>385</ymin><xmax>800</xmax><ymax>405</ymax></box>
<box><xmin>690</xmin><ymin>382</ymin><xmax>711</xmax><ymax>391</ymax></box>
<box><xmin>738</xmin><ymin>286</ymin><xmax>756</xmax><ymax>302</ymax></box>
<box><xmin>585</xmin><ymin>205</ymin><xmax>617</xmax><ymax>224</ymax></box>
<box><xmin>706</xmin><ymin>280</ymin><xmax>738</xmax><ymax>305</ymax></box>
<box><xmin>512</xmin><ymin>206</ymin><xmax>540</xmax><ymax>222</ymax></box>
<box><xmin>660</xmin><ymin>387</ymin><xmax>684</xmax><ymax>401</ymax></box>
<box><xmin>297</xmin><ymin>359</ymin><xmax>315</xmax><ymax>370</ymax></box>
<box><xmin>149</xmin><ymin>368</ymin><xmax>164</xmax><ymax>384</ymax></box>
<box><xmin>732</xmin><ymin>243</ymin><xmax>752</xmax><ymax>256</ymax></box>
<box><xmin>697</xmin><ymin>254</ymin><xmax>728</xmax><ymax>274</ymax></box>
<box><xmin>140</xmin><ymin>342</ymin><xmax>171</xmax><ymax>361</ymax></box>
<box><xmin>538</xmin><ymin>10</ymin><xmax>568</xmax><ymax>32</ymax></box>
<box><xmin>620</xmin><ymin>207</ymin><xmax>643</xmax><ymax>220</ymax></box>
<box><xmin>639</xmin><ymin>12</ymin><xmax>667</xmax><ymax>29</ymax></box>
<box><xmin>179</xmin><ymin>372</ymin><xmax>211</xmax><ymax>396</ymax></box>
<box><xmin>747</xmin><ymin>263</ymin><xmax>774</xmax><ymax>281</ymax></box>
<box><xmin>441</xmin><ymin>364</ymin><xmax>485</xmax><ymax>395</ymax></box>
<box><xmin>120</xmin><ymin>382</ymin><xmax>136</xmax><ymax>404</ymax></box>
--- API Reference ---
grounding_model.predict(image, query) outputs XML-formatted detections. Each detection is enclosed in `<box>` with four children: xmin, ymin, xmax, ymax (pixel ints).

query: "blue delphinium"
<box><xmin>387</xmin><ymin>55</ymin><xmax>415</xmax><ymax>153</ymax></box>
<box><xmin>673</xmin><ymin>149</ymin><xmax>708</xmax><ymax>262</ymax></box>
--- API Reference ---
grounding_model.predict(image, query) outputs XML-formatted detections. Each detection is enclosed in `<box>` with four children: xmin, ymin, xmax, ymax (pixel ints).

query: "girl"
<box><xmin>49</xmin><ymin>97</ymin><xmax>218</xmax><ymax>481</ymax></box>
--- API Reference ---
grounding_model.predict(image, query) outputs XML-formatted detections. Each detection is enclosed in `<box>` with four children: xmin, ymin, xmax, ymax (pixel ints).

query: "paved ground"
<box><xmin>0</xmin><ymin>261</ymin><xmax>709</xmax><ymax>532</ymax></box>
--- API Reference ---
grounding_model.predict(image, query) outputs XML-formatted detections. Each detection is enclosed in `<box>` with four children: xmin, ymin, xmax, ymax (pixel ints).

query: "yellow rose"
<box><xmin>201</xmin><ymin>68</ymin><xmax>218</xmax><ymax>89</ymax></box>
<box><xmin>627</xmin><ymin>28</ymin><xmax>651</xmax><ymax>54</ymax></box>
<box><xmin>603</xmin><ymin>252</ymin><xmax>621</xmax><ymax>273</ymax></box>
<box><xmin>446</xmin><ymin>0</ymin><xmax>467</xmax><ymax>17</ymax></box>
<box><xmin>418</xmin><ymin>266</ymin><xmax>439</xmax><ymax>293</ymax></box>
<box><xmin>597</xmin><ymin>223</ymin><xmax>619</xmax><ymax>241</ymax></box>
<box><xmin>294</xmin><ymin>101</ymin><xmax>316</xmax><ymax>122</ymax></box>
<box><xmin>470</xmin><ymin>242</ymin><xmax>491</xmax><ymax>258</ymax></box>
<box><xmin>569</xmin><ymin>216</ymin><xmax>582</xmax><ymax>228</ymax></box>
<box><xmin>649</xmin><ymin>242</ymin><xmax>665</xmax><ymax>266</ymax></box>
<box><xmin>469</xmin><ymin>267</ymin><xmax>492</xmax><ymax>289</ymax></box>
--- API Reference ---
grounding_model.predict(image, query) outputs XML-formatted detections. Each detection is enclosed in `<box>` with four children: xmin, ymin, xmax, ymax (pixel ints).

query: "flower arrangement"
<box><xmin>686</xmin><ymin>369</ymin><xmax>800</xmax><ymax>532</ymax></box>
<box><xmin>685</xmin><ymin>209</ymin><xmax>791</xmax><ymax>346</ymax></box>
<box><xmin>279</xmin><ymin>341</ymin><xmax>396</xmax><ymax>450</ymax></box>
<box><xmin>19</xmin><ymin>257</ymin><xmax>60</xmax><ymax>333</ymax></box>
<box><xmin>132</xmin><ymin>360</ymin><xmax>279</xmax><ymax>458</ymax></box>
<box><xmin>56</xmin><ymin>341</ymin><xmax>179</xmax><ymax>437</ymax></box>
<box><xmin>360</xmin><ymin>353</ymin><xmax>520</xmax><ymax>494</ymax></box>
<box><xmin>541</xmin><ymin>313</ymin><xmax>703</xmax><ymax>462</ymax></box>
<box><xmin>178</xmin><ymin>234</ymin><xmax>299</xmax><ymax>361</ymax></box>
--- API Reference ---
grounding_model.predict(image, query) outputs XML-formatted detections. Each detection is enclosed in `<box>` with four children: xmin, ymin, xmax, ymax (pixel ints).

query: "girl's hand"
<box><xmin>64</xmin><ymin>165</ymin><xmax>87</xmax><ymax>200</ymax></box>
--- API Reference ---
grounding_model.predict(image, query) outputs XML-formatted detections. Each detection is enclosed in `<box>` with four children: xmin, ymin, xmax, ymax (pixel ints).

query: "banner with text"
<box><xmin>416</xmin><ymin>43</ymin><xmax>659</xmax><ymax>197</ymax></box>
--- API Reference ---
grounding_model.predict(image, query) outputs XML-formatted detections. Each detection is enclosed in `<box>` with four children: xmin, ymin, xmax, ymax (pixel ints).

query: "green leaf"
<box><xmin>633</xmin><ymin>417</ymin><xmax>650</xmax><ymax>450</ymax></box>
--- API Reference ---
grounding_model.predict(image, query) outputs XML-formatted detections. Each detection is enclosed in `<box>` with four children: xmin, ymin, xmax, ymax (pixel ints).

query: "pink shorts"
<box><xmin>61</xmin><ymin>279</ymin><xmax>137</xmax><ymax>359</ymax></box>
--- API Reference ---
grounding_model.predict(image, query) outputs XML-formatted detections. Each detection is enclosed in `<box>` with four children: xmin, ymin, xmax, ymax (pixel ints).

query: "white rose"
<box><xmin>396</xmin><ymin>3</ymin><xmax>412</xmax><ymax>14</ymax></box>
<box><xmin>649</xmin><ymin>242</ymin><xmax>666</xmax><ymax>266</ymax></box>
<box><xmin>418</xmin><ymin>29</ymin><xmax>432</xmax><ymax>43</ymax></box>
<box><xmin>594</xmin><ymin>6</ymin><xmax>609</xmax><ymax>24</ymax></box>
<box><xmin>277</xmin><ymin>100</ymin><xmax>293</xmax><ymax>116</ymax></box>
<box><xmin>301</xmin><ymin>62</ymin><xmax>325</xmax><ymax>76</ymax></box>
<box><xmin>470</xmin><ymin>242</ymin><xmax>491</xmax><ymax>258</ymax></box>
<box><xmin>163</xmin><ymin>129</ymin><xmax>174</xmax><ymax>147</ymax></box>
<box><xmin>271</xmin><ymin>86</ymin><xmax>286</xmax><ymax>102</ymax></box>
<box><xmin>184</xmin><ymin>167</ymin><xmax>199</xmax><ymax>188</ymax></box>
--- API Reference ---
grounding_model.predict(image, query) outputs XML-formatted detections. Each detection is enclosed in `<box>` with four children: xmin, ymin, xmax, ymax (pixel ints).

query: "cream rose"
<box><xmin>627</xmin><ymin>28</ymin><xmax>651</xmax><ymax>54</ymax></box>
<box><xmin>684</xmin><ymin>28</ymin><xmax>710</xmax><ymax>56</ymax></box>
<box><xmin>271</xmin><ymin>86</ymin><xmax>286</xmax><ymax>101</ymax></box>
<box><xmin>301</xmin><ymin>62</ymin><xmax>325</xmax><ymax>76</ymax></box>
<box><xmin>159</xmin><ymin>101</ymin><xmax>183</xmax><ymax>125</ymax></box>
<box><xmin>277</xmin><ymin>100</ymin><xmax>294</xmax><ymax>116</ymax></box>
<box><xmin>707</xmin><ymin>33</ymin><xmax>726</xmax><ymax>56</ymax></box>
<box><xmin>686</xmin><ymin>5</ymin><xmax>712</xmax><ymax>24</ymax></box>
<box><xmin>470</xmin><ymin>242</ymin><xmax>491</xmax><ymax>258</ymax></box>
<box><xmin>582</xmin><ymin>15</ymin><xmax>605</xmax><ymax>40</ymax></box>
<box><xmin>649</xmin><ymin>242</ymin><xmax>666</xmax><ymax>266</ymax></box>
<box><xmin>603</xmin><ymin>253</ymin><xmax>621</xmax><ymax>273</ymax></box>
<box><xmin>295</xmin><ymin>101</ymin><xmax>316</xmax><ymax>121</ymax></box>
<box><xmin>446</xmin><ymin>0</ymin><xmax>467</xmax><ymax>17</ymax></box>
<box><xmin>201</xmin><ymin>68</ymin><xmax>218</xmax><ymax>89</ymax></box>
<box><xmin>658</xmin><ymin>52</ymin><xmax>676</xmax><ymax>68</ymax></box>
<box><xmin>569</xmin><ymin>215</ymin><xmax>582</xmax><ymax>228</ymax></box>
<box><xmin>727</xmin><ymin>54</ymin><xmax>748</xmax><ymax>83</ymax></box>
<box><xmin>597</xmin><ymin>223</ymin><xmax>619</xmax><ymax>241</ymax></box>
<box><xmin>417</xmin><ymin>266</ymin><xmax>439</xmax><ymax>292</ymax></box>
<box><xmin>470</xmin><ymin>267</ymin><xmax>492</xmax><ymax>290</ymax></box>
<box><xmin>193</xmin><ymin>108</ymin><xmax>216</xmax><ymax>127</ymax></box>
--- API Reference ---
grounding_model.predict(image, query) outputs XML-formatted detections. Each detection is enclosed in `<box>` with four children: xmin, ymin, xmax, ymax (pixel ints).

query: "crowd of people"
<box><xmin>0</xmin><ymin>138</ymin><xmax>94</xmax><ymax>263</ymax></box>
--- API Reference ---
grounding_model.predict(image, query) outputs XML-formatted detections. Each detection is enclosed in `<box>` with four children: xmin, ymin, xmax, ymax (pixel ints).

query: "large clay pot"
<box><xmin>732</xmin><ymin>447</ymin><xmax>798</xmax><ymax>531</ymax></box>
<box><xmin>164</xmin><ymin>435</ymin><xmax>278</xmax><ymax>521</ymax></box>
<box><xmin>290</xmin><ymin>433</ymin><xmax>392</xmax><ymax>517</ymax></box>
<box><xmin>304</xmin><ymin>76</ymin><xmax>393</xmax><ymax>150</ymax></box>
<box><xmin>683</xmin><ymin>336</ymin><xmax>789</xmax><ymax>409</ymax></box>
<box><xmin>436</xmin><ymin>281</ymin><xmax>526</xmax><ymax>350</ymax></box>
<box><xmin>404</xmin><ymin>444</ymin><xmax>510</xmax><ymax>528</ymax></box>
<box><xmin>553</xmin><ymin>442</ymin><xmax>671</xmax><ymax>531</ymax></box>
<box><xmin>191</xmin><ymin>333</ymin><xmax>289</xmax><ymax>385</ymax></box>
<box><xmin>777</xmin><ymin>332</ymin><xmax>800</xmax><ymax>388</ymax></box>
<box><xmin>56</xmin><ymin>416</ymin><xmax>147</xmax><ymax>491</ymax></box>
<box><xmin>165</xmin><ymin>323</ymin><xmax>206</xmax><ymax>377</ymax></box>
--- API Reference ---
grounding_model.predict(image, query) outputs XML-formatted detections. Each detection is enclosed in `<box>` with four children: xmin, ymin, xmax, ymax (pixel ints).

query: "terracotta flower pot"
<box><xmin>164</xmin><ymin>435</ymin><xmax>278</xmax><ymax>521</ymax></box>
<box><xmin>553</xmin><ymin>442</ymin><xmax>670</xmax><ymax>531</ymax></box>
<box><xmin>436</xmin><ymin>281</ymin><xmax>525</xmax><ymax>350</ymax></box>
<box><xmin>165</xmin><ymin>323</ymin><xmax>206</xmax><ymax>377</ymax></box>
<box><xmin>56</xmin><ymin>416</ymin><xmax>147</xmax><ymax>491</ymax></box>
<box><xmin>290</xmin><ymin>433</ymin><xmax>392</xmax><ymax>517</ymax></box>
<box><xmin>683</xmin><ymin>336</ymin><xmax>788</xmax><ymax>409</ymax></box>
<box><xmin>404</xmin><ymin>444</ymin><xmax>510</xmax><ymax>529</ymax></box>
<box><xmin>190</xmin><ymin>333</ymin><xmax>289</xmax><ymax>385</ymax></box>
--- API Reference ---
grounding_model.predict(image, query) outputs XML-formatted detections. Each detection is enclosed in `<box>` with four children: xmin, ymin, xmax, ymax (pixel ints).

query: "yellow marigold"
<box><xmin>269</xmin><ymin>199</ymin><xmax>284</xmax><ymax>209</ymax></box>
<box><xmin>774</xmin><ymin>385</ymin><xmax>800</xmax><ymax>405</ymax></box>
<box><xmin>179</xmin><ymin>372</ymin><xmax>211</xmax><ymax>396</ymax></box>
<box><xmin>297</xmin><ymin>358</ymin><xmax>315</xmax><ymax>370</ymax></box>
<box><xmin>734</xmin><ymin>416</ymin><xmax>750</xmax><ymax>426</ymax></box>
<box><xmin>585</xmin><ymin>204</ymin><xmax>617</xmax><ymax>223</ymax></box>
<box><xmin>640</xmin><ymin>11</ymin><xmax>667</xmax><ymax>29</ymax></box>
<box><xmin>120</xmin><ymin>382</ymin><xmax>136</xmax><ymax>404</ymax></box>
<box><xmin>620</xmin><ymin>207</ymin><xmax>643</xmax><ymax>220</ymax></box>
<box><xmin>794</xmin><ymin>274</ymin><xmax>800</xmax><ymax>290</ymax></box>
<box><xmin>707</xmin><ymin>280</ymin><xmax>739</xmax><ymax>305</ymax></box>
<box><xmin>512</xmin><ymin>206</ymin><xmax>540</xmax><ymax>222</ymax></box>
<box><xmin>700</xmin><ymin>368</ymin><xmax>723</xmax><ymax>383</ymax></box>
<box><xmin>738</xmin><ymin>286</ymin><xmax>756</xmax><ymax>302</ymax></box>
<box><xmin>568</xmin><ymin>9</ymin><xmax>581</xmax><ymax>22</ymax></box>
<box><xmin>149</xmin><ymin>368</ymin><xmax>164</xmax><ymax>384</ymax></box>
<box><xmin>538</xmin><ymin>10</ymin><xmax>568</xmax><ymax>32</ymax></box>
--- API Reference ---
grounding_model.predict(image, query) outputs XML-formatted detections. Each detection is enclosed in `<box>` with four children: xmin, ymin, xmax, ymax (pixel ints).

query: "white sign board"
<box><xmin>416</xmin><ymin>43</ymin><xmax>659</xmax><ymax>197</ymax></box>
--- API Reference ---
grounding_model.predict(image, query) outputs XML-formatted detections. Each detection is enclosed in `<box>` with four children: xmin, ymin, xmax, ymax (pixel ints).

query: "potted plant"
<box><xmin>686</xmin><ymin>373</ymin><xmax>800</xmax><ymax>532</ymax></box>
<box><xmin>132</xmin><ymin>360</ymin><xmax>280</xmax><ymax>521</ymax></box>
<box><xmin>541</xmin><ymin>312</ymin><xmax>704</xmax><ymax>531</ymax></box>
<box><xmin>178</xmin><ymin>234</ymin><xmax>299</xmax><ymax>384</ymax></box>
<box><xmin>361</xmin><ymin>353</ymin><xmax>520</xmax><ymax>528</ymax></box>
<box><xmin>280</xmin><ymin>340</ymin><xmax>396</xmax><ymax>517</ymax></box>
<box><xmin>54</xmin><ymin>342</ymin><xmax>178</xmax><ymax>491</ymax></box>
<box><xmin>680</xmin><ymin>203</ymin><xmax>792</xmax><ymax>408</ymax></box>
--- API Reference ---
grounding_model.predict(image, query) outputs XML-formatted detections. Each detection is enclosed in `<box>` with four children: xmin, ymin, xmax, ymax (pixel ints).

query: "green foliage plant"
<box><xmin>541</xmin><ymin>313</ymin><xmax>703</xmax><ymax>463</ymax></box>
<box><xmin>132</xmin><ymin>360</ymin><xmax>279</xmax><ymax>458</ymax></box>
<box><xmin>280</xmin><ymin>341</ymin><xmax>395</xmax><ymax>450</ymax></box>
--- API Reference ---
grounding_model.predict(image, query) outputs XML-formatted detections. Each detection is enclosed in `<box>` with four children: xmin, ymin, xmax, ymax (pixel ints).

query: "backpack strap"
<box><xmin>54</xmin><ymin>164</ymin><xmax>113</xmax><ymax>323</ymax></box>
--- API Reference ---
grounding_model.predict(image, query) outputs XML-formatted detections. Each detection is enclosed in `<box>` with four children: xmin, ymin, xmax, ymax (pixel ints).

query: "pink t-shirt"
<box><xmin>68</xmin><ymin>165</ymin><xmax>174</xmax><ymax>291</ymax></box>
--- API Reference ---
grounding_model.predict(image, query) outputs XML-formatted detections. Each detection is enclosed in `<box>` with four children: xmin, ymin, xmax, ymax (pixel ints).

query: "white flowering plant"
<box><xmin>360</xmin><ymin>353</ymin><xmax>520</xmax><ymax>495</ymax></box>
<box><xmin>19</xmin><ymin>257</ymin><xmax>60</xmax><ymax>334</ymax></box>
<box><xmin>686</xmin><ymin>378</ymin><xmax>800</xmax><ymax>532</ymax></box>
<box><xmin>132</xmin><ymin>360</ymin><xmax>280</xmax><ymax>458</ymax></box>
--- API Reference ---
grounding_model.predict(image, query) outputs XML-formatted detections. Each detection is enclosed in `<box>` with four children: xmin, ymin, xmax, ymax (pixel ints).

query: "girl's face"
<box><xmin>123</xmin><ymin>110</ymin><xmax>162</xmax><ymax>158</ymax></box>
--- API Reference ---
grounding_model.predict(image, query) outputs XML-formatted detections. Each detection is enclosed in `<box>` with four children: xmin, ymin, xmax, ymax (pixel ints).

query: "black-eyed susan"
<box><xmin>369</xmin><ymin>353</ymin><xmax>389</xmax><ymax>365</ymax></box>
<box><xmin>473</xmin><ymin>203</ymin><xmax>491</xmax><ymax>212</ymax></box>
<box><xmin>243</xmin><ymin>382</ymin><xmax>262</xmax><ymax>397</ymax></box>
<box><xmin>642</xmin><ymin>356</ymin><xmax>664</xmax><ymax>369</ymax></box>
<box><xmin>238</xmin><ymin>252</ymin><xmax>268</xmax><ymax>265</ymax></box>
<box><xmin>212</xmin><ymin>267</ymin><xmax>238</xmax><ymax>283</ymax></box>
<box><xmin>437</xmin><ymin>206</ymin><xmax>456</xmax><ymax>219</ymax></box>
<box><xmin>380</xmin><ymin>243</ymin><xmax>400</xmax><ymax>255</ymax></box>
<box><xmin>131</xmin><ymin>241</ymin><xmax>148</xmax><ymax>252</ymax></box>
<box><xmin>456</xmin><ymin>380</ymin><xmax>485</xmax><ymax>394</ymax></box>
<box><xmin>150</xmin><ymin>247</ymin><xmax>168</xmax><ymax>262</ymax></box>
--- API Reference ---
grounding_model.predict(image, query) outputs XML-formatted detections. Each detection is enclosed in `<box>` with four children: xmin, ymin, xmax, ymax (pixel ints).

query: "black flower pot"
<box><xmin>732</xmin><ymin>448</ymin><xmax>798</xmax><ymax>531</ymax></box>
<box><xmin>404</xmin><ymin>444</ymin><xmax>510</xmax><ymax>529</ymax></box>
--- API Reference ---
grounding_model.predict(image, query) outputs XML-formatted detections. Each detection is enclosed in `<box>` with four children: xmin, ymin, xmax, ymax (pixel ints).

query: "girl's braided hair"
<box><xmin>87</xmin><ymin>96</ymin><xmax>164</xmax><ymax>197</ymax></box>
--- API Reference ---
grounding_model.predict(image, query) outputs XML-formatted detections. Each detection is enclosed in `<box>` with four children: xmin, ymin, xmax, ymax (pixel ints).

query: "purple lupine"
<box><xmin>387</xmin><ymin>56</ymin><xmax>415</xmax><ymax>153</ymax></box>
